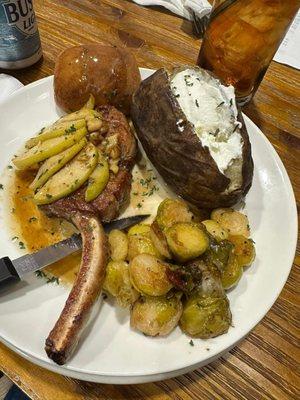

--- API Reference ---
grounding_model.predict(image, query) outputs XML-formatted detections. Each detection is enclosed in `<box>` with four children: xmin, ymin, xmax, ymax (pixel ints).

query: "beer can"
<box><xmin>0</xmin><ymin>0</ymin><xmax>42</xmax><ymax>69</ymax></box>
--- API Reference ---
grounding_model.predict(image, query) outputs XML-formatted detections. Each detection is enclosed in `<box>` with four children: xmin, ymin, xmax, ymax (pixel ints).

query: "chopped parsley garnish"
<box><xmin>7</xmin><ymin>165</ymin><xmax>13</xmax><ymax>169</ymax></box>
<box><xmin>195</xmin><ymin>99</ymin><xmax>199</xmax><ymax>107</ymax></box>
<box><xmin>217</xmin><ymin>101</ymin><xmax>224</xmax><ymax>108</ymax></box>
<box><xmin>229</xmin><ymin>99</ymin><xmax>233</xmax><ymax>107</ymax></box>
<box><xmin>19</xmin><ymin>241</ymin><xmax>25</xmax><ymax>249</ymax></box>
<box><xmin>29</xmin><ymin>216</ymin><xmax>38</xmax><ymax>223</ymax></box>
<box><xmin>35</xmin><ymin>270</ymin><xmax>47</xmax><ymax>278</ymax></box>
<box><xmin>189</xmin><ymin>340</ymin><xmax>194</xmax><ymax>347</ymax></box>
<box><xmin>47</xmin><ymin>276</ymin><xmax>59</xmax><ymax>284</ymax></box>
<box><xmin>137</xmin><ymin>203</ymin><xmax>142</xmax><ymax>209</ymax></box>
<box><xmin>11</xmin><ymin>236</ymin><xmax>18</xmax><ymax>241</ymax></box>
<box><xmin>65</xmin><ymin>124</ymin><xmax>76</xmax><ymax>134</ymax></box>
<box><xmin>0</xmin><ymin>184</ymin><xmax>4</xmax><ymax>190</ymax></box>
<box><xmin>46</xmin><ymin>194</ymin><xmax>53</xmax><ymax>199</ymax></box>
<box><xmin>35</xmin><ymin>270</ymin><xmax>59</xmax><ymax>284</ymax></box>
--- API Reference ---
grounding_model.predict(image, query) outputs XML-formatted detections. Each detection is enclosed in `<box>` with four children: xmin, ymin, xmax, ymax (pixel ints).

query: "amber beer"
<box><xmin>197</xmin><ymin>0</ymin><xmax>300</xmax><ymax>105</ymax></box>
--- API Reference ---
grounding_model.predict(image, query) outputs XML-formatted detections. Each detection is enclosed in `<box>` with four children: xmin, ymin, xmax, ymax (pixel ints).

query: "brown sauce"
<box><xmin>10</xmin><ymin>170</ymin><xmax>80</xmax><ymax>285</ymax></box>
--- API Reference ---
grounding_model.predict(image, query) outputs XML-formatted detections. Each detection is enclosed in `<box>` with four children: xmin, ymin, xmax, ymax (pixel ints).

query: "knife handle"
<box><xmin>0</xmin><ymin>257</ymin><xmax>20</xmax><ymax>289</ymax></box>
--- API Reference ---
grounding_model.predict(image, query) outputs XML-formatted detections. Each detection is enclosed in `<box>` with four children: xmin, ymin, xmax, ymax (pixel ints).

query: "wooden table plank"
<box><xmin>0</xmin><ymin>1</ymin><xmax>299</xmax><ymax>399</ymax></box>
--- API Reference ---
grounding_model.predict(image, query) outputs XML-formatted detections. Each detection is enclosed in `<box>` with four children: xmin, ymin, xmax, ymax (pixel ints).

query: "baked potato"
<box><xmin>131</xmin><ymin>66</ymin><xmax>253</xmax><ymax>208</ymax></box>
<box><xmin>54</xmin><ymin>43</ymin><xmax>141</xmax><ymax>115</ymax></box>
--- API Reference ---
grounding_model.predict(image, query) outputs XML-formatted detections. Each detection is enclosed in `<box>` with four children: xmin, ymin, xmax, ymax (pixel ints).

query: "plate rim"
<box><xmin>0</xmin><ymin>69</ymin><xmax>297</xmax><ymax>383</ymax></box>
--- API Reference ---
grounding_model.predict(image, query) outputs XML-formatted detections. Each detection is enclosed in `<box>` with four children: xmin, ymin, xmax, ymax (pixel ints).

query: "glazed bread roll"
<box><xmin>54</xmin><ymin>43</ymin><xmax>141</xmax><ymax>115</ymax></box>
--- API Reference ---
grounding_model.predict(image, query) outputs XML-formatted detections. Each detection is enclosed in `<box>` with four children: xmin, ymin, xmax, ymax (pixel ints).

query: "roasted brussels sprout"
<box><xmin>229</xmin><ymin>235</ymin><xmax>256</xmax><ymax>267</ymax></box>
<box><xmin>128</xmin><ymin>223</ymin><xmax>151</xmax><ymax>236</ymax></box>
<box><xmin>108</xmin><ymin>229</ymin><xmax>128</xmax><ymax>261</ymax></box>
<box><xmin>202</xmin><ymin>220</ymin><xmax>228</xmax><ymax>242</ymax></box>
<box><xmin>103</xmin><ymin>260</ymin><xmax>139</xmax><ymax>307</ymax></box>
<box><xmin>180</xmin><ymin>295</ymin><xmax>231</xmax><ymax>338</ymax></box>
<box><xmin>156</xmin><ymin>198</ymin><xmax>192</xmax><ymax>231</ymax></box>
<box><xmin>150</xmin><ymin>221</ymin><xmax>172</xmax><ymax>259</ymax></box>
<box><xmin>211</xmin><ymin>208</ymin><xmax>250</xmax><ymax>237</ymax></box>
<box><xmin>129</xmin><ymin>254</ymin><xmax>173</xmax><ymax>296</ymax></box>
<box><xmin>220</xmin><ymin>252</ymin><xmax>243</xmax><ymax>290</ymax></box>
<box><xmin>130</xmin><ymin>294</ymin><xmax>183</xmax><ymax>336</ymax></box>
<box><xmin>165</xmin><ymin>222</ymin><xmax>209</xmax><ymax>262</ymax></box>
<box><xmin>127</xmin><ymin>234</ymin><xmax>161</xmax><ymax>260</ymax></box>
<box><xmin>205</xmin><ymin>239</ymin><xmax>233</xmax><ymax>271</ymax></box>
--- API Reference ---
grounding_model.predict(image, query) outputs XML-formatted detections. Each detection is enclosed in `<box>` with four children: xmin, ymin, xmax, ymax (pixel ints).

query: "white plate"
<box><xmin>0</xmin><ymin>69</ymin><xmax>297</xmax><ymax>384</ymax></box>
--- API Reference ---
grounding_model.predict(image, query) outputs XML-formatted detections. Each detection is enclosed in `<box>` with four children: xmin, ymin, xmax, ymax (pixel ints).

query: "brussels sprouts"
<box><xmin>108</xmin><ymin>229</ymin><xmax>128</xmax><ymax>261</ymax></box>
<box><xmin>165</xmin><ymin>222</ymin><xmax>209</xmax><ymax>262</ymax></box>
<box><xmin>202</xmin><ymin>219</ymin><xmax>228</xmax><ymax>242</ymax></box>
<box><xmin>220</xmin><ymin>253</ymin><xmax>243</xmax><ymax>290</ymax></box>
<box><xmin>103</xmin><ymin>260</ymin><xmax>139</xmax><ymax>307</ymax></box>
<box><xmin>131</xmin><ymin>294</ymin><xmax>183</xmax><ymax>336</ymax></box>
<box><xmin>229</xmin><ymin>235</ymin><xmax>256</xmax><ymax>267</ymax></box>
<box><xmin>180</xmin><ymin>295</ymin><xmax>231</xmax><ymax>338</ymax></box>
<box><xmin>128</xmin><ymin>223</ymin><xmax>151</xmax><ymax>236</ymax></box>
<box><xmin>211</xmin><ymin>208</ymin><xmax>250</xmax><ymax>237</ymax></box>
<box><xmin>150</xmin><ymin>221</ymin><xmax>172</xmax><ymax>259</ymax></box>
<box><xmin>205</xmin><ymin>239</ymin><xmax>233</xmax><ymax>271</ymax></box>
<box><xmin>156</xmin><ymin>198</ymin><xmax>192</xmax><ymax>231</ymax></box>
<box><xmin>129</xmin><ymin>254</ymin><xmax>173</xmax><ymax>296</ymax></box>
<box><xmin>167</xmin><ymin>260</ymin><xmax>224</xmax><ymax>298</ymax></box>
<box><xmin>127</xmin><ymin>234</ymin><xmax>161</xmax><ymax>260</ymax></box>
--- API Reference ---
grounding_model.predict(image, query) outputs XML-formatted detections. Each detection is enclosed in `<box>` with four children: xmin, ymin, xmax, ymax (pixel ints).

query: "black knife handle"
<box><xmin>0</xmin><ymin>257</ymin><xmax>20</xmax><ymax>289</ymax></box>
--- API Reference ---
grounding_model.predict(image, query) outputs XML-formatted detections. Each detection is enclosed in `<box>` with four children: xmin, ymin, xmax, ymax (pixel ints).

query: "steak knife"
<box><xmin>0</xmin><ymin>214</ymin><xmax>149</xmax><ymax>289</ymax></box>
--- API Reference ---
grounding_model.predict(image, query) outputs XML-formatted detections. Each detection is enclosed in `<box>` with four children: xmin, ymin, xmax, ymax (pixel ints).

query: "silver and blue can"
<box><xmin>0</xmin><ymin>0</ymin><xmax>42</xmax><ymax>69</ymax></box>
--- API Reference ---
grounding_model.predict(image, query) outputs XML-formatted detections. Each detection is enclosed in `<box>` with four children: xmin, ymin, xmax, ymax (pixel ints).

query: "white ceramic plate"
<box><xmin>0</xmin><ymin>69</ymin><xmax>297</xmax><ymax>384</ymax></box>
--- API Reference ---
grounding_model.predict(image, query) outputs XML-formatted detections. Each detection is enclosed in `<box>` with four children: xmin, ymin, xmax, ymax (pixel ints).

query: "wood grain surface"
<box><xmin>1</xmin><ymin>0</ymin><xmax>299</xmax><ymax>399</ymax></box>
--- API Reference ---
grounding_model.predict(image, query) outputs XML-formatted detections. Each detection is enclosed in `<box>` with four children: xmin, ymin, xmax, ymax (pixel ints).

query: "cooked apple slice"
<box><xmin>58</xmin><ymin>109</ymin><xmax>101</xmax><ymax>124</ymax></box>
<box><xmin>81</xmin><ymin>94</ymin><xmax>95</xmax><ymax>110</ymax></box>
<box><xmin>30</xmin><ymin>138</ymin><xmax>88</xmax><ymax>190</ymax></box>
<box><xmin>26</xmin><ymin>119</ymin><xmax>86</xmax><ymax>149</ymax></box>
<box><xmin>85</xmin><ymin>155</ymin><xmax>109</xmax><ymax>202</ymax></box>
<box><xmin>34</xmin><ymin>143</ymin><xmax>98</xmax><ymax>205</ymax></box>
<box><xmin>13</xmin><ymin>127</ymin><xmax>87</xmax><ymax>170</ymax></box>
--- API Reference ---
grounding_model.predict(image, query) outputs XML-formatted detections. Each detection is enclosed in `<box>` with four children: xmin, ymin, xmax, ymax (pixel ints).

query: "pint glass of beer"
<box><xmin>197</xmin><ymin>0</ymin><xmax>300</xmax><ymax>105</ymax></box>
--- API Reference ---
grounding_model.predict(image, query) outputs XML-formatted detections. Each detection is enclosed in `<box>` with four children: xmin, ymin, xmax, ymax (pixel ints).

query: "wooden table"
<box><xmin>1</xmin><ymin>1</ymin><xmax>299</xmax><ymax>399</ymax></box>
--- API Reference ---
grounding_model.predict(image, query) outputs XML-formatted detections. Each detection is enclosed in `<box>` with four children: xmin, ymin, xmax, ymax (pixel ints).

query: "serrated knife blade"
<box><xmin>0</xmin><ymin>214</ymin><xmax>149</xmax><ymax>289</ymax></box>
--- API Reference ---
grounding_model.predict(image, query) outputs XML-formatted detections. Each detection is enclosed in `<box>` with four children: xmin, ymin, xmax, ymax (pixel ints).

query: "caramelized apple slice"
<box><xmin>34</xmin><ymin>143</ymin><xmax>98</xmax><ymax>205</ymax></box>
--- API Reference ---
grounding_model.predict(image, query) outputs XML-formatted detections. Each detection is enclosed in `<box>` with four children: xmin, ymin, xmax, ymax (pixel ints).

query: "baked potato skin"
<box><xmin>54</xmin><ymin>44</ymin><xmax>141</xmax><ymax>115</ymax></box>
<box><xmin>131</xmin><ymin>68</ymin><xmax>253</xmax><ymax>209</ymax></box>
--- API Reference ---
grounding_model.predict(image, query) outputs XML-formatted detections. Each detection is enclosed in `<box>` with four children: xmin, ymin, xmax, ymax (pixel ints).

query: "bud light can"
<box><xmin>0</xmin><ymin>0</ymin><xmax>42</xmax><ymax>69</ymax></box>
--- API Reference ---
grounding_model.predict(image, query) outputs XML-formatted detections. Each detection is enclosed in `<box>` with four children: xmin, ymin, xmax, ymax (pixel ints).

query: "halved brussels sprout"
<box><xmin>220</xmin><ymin>252</ymin><xmax>243</xmax><ymax>290</ymax></box>
<box><xmin>129</xmin><ymin>254</ymin><xmax>173</xmax><ymax>296</ymax></box>
<box><xmin>205</xmin><ymin>239</ymin><xmax>233</xmax><ymax>271</ymax></box>
<box><xmin>150</xmin><ymin>221</ymin><xmax>172</xmax><ymax>259</ymax></box>
<box><xmin>156</xmin><ymin>198</ymin><xmax>193</xmax><ymax>231</ymax></box>
<box><xmin>229</xmin><ymin>235</ymin><xmax>256</xmax><ymax>267</ymax></box>
<box><xmin>165</xmin><ymin>222</ymin><xmax>209</xmax><ymax>262</ymax></box>
<box><xmin>202</xmin><ymin>220</ymin><xmax>228</xmax><ymax>242</ymax></box>
<box><xmin>130</xmin><ymin>294</ymin><xmax>183</xmax><ymax>336</ymax></box>
<box><xmin>211</xmin><ymin>208</ymin><xmax>250</xmax><ymax>237</ymax></box>
<box><xmin>127</xmin><ymin>234</ymin><xmax>161</xmax><ymax>260</ymax></box>
<box><xmin>128</xmin><ymin>224</ymin><xmax>151</xmax><ymax>236</ymax></box>
<box><xmin>180</xmin><ymin>295</ymin><xmax>231</xmax><ymax>338</ymax></box>
<box><xmin>108</xmin><ymin>229</ymin><xmax>128</xmax><ymax>261</ymax></box>
<box><xmin>103</xmin><ymin>260</ymin><xmax>139</xmax><ymax>307</ymax></box>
